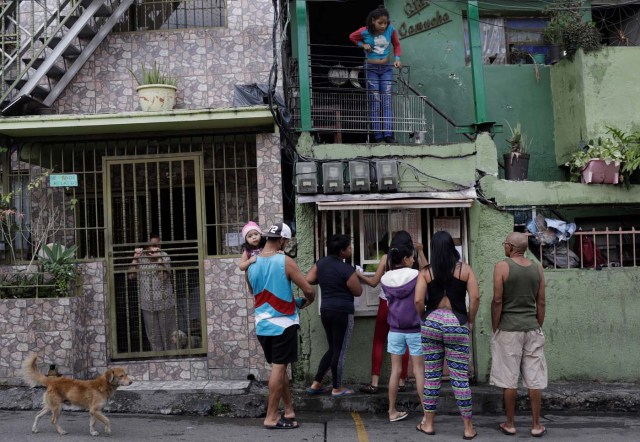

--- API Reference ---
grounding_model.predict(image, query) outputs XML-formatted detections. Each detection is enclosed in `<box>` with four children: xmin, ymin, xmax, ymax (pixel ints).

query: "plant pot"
<box><xmin>504</xmin><ymin>153</ymin><xmax>530</xmax><ymax>181</ymax></box>
<box><xmin>136</xmin><ymin>84</ymin><xmax>177</xmax><ymax>112</ymax></box>
<box><xmin>548</xmin><ymin>44</ymin><xmax>562</xmax><ymax>64</ymax></box>
<box><xmin>581</xmin><ymin>159</ymin><xmax>620</xmax><ymax>184</ymax></box>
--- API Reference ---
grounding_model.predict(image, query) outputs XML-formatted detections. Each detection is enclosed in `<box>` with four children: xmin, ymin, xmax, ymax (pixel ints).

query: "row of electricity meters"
<box><xmin>295</xmin><ymin>160</ymin><xmax>399</xmax><ymax>194</ymax></box>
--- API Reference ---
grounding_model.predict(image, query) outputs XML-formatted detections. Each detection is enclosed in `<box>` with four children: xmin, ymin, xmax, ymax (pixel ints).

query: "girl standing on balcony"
<box><xmin>349</xmin><ymin>5</ymin><xmax>402</xmax><ymax>143</ymax></box>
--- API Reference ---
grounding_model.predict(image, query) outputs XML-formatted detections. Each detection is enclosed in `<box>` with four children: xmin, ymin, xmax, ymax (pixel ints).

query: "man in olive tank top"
<box><xmin>491</xmin><ymin>232</ymin><xmax>547</xmax><ymax>438</ymax></box>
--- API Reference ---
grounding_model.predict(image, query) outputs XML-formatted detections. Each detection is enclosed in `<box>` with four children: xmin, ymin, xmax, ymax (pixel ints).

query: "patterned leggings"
<box><xmin>422</xmin><ymin>309</ymin><xmax>472</xmax><ymax>419</ymax></box>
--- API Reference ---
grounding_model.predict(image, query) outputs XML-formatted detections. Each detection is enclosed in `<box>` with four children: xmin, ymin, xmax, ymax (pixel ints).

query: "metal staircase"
<box><xmin>0</xmin><ymin>0</ymin><xmax>135</xmax><ymax>116</ymax></box>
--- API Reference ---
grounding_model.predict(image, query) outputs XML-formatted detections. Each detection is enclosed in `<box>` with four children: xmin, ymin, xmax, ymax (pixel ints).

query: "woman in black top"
<box><xmin>415</xmin><ymin>231</ymin><xmax>480</xmax><ymax>439</ymax></box>
<box><xmin>305</xmin><ymin>234</ymin><xmax>363</xmax><ymax>397</ymax></box>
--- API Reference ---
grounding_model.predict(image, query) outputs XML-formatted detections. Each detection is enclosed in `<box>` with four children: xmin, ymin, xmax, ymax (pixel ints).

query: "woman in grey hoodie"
<box><xmin>381</xmin><ymin>235</ymin><xmax>424</xmax><ymax>423</ymax></box>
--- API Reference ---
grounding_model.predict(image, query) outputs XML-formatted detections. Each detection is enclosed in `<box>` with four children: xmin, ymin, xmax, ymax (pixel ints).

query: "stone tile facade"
<box><xmin>1</xmin><ymin>132</ymin><xmax>283</xmax><ymax>384</ymax></box>
<box><xmin>1</xmin><ymin>0</ymin><xmax>286</xmax><ymax>385</ymax></box>
<box><xmin>55</xmin><ymin>0</ymin><xmax>277</xmax><ymax>114</ymax></box>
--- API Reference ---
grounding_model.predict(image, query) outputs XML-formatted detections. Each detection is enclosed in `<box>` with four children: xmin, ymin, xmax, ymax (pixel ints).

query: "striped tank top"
<box><xmin>247</xmin><ymin>253</ymin><xmax>298</xmax><ymax>336</ymax></box>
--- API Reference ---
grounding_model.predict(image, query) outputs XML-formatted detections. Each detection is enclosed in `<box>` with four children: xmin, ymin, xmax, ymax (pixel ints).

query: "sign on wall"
<box><xmin>49</xmin><ymin>174</ymin><xmax>78</xmax><ymax>187</ymax></box>
<box><xmin>398</xmin><ymin>0</ymin><xmax>452</xmax><ymax>40</ymax></box>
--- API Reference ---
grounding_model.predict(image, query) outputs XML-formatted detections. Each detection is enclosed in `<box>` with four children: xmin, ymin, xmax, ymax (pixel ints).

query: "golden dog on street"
<box><xmin>21</xmin><ymin>354</ymin><xmax>133</xmax><ymax>436</ymax></box>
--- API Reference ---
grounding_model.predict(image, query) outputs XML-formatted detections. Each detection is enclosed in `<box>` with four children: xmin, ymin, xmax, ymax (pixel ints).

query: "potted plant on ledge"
<box><xmin>565</xmin><ymin>138</ymin><xmax>623</xmax><ymax>184</ymax></box>
<box><xmin>504</xmin><ymin>121</ymin><xmax>531</xmax><ymax>181</ymax></box>
<box><xmin>130</xmin><ymin>63</ymin><xmax>178</xmax><ymax>112</ymax></box>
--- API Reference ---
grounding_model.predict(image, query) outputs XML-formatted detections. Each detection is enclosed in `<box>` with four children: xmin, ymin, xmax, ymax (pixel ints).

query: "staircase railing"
<box><xmin>1</xmin><ymin>0</ymin><xmax>134</xmax><ymax>115</ymax></box>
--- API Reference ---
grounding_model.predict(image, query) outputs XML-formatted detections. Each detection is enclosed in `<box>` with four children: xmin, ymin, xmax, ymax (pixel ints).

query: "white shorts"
<box><xmin>490</xmin><ymin>329</ymin><xmax>548</xmax><ymax>390</ymax></box>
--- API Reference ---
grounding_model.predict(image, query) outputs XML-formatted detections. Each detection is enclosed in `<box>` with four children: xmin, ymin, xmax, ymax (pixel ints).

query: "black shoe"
<box><xmin>373</xmin><ymin>137</ymin><xmax>383</xmax><ymax>143</ymax></box>
<box><xmin>384</xmin><ymin>136</ymin><xmax>395</xmax><ymax>143</ymax></box>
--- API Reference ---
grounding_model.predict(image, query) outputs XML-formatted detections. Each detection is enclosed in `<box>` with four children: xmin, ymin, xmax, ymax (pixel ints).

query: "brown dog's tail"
<box><xmin>21</xmin><ymin>354</ymin><xmax>49</xmax><ymax>387</ymax></box>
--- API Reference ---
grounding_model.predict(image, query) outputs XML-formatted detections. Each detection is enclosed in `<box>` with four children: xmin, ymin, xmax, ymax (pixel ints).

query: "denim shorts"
<box><xmin>387</xmin><ymin>331</ymin><xmax>422</xmax><ymax>356</ymax></box>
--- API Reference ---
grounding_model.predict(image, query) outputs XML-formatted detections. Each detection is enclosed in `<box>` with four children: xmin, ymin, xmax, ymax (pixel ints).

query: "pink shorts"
<box><xmin>490</xmin><ymin>329</ymin><xmax>548</xmax><ymax>390</ymax></box>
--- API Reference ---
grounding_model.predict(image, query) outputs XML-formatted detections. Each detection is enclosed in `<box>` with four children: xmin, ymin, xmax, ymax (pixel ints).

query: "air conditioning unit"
<box><xmin>322</xmin><ymin>162</ymin><xmax>344</xmax><ymax>194</ymax></box>
<box><xmin>375</xmin><ymin>159</ymin><xmax>399</xmax><ymax>192</ymax></box>
<box><xmin>295</xmin><ymin>162</ymin><xmax>318</xmax><ymax>194</ymax></box>
<box><xmin>348</xmin><ymin>160</ymin><xmax>371</xmax><ymax>193</ymax></box>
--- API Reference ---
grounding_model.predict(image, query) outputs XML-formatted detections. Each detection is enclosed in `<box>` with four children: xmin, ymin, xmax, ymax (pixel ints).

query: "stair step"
<box><xmin>1</xmin><ymin>95</ymin><xmax>51</xmax><ymax>117</ymax></box>
<box><xmin>80</xmin><ymin>0</ymin><xmax>113</xmax><ymax>17</ymax></box>
<box><xmin>39</xmin><ymin>37</ymin><xmax>82</xmax><ymax>59</ymax></box>
<box><xmin>22</xmin><ymin>58</ymin><xmax>66</xmax><ymax>79</ymax></box>
<box><xmin>5</xmin><ymin>79</ymin><xmax>50</xmax><ymax>99</ymax></box>
<box><xmin>61</xmin><ymin>16</ymin><xmax>97</xmax><ymax>38</ymax></box>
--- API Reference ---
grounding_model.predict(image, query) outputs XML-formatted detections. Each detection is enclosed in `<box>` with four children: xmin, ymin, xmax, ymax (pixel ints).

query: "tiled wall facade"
<box><xmin>0</xmin><ymin>262</ymin><xmax>107</xmax><ymax>384</ymax></box>
<box><xmin>55</xmin><ymin>0</ymin><xmax>277</xmax><ymax>114</ymax></box>
<box><xmin>1</xmin><ymin>134</ymin><xmax>282</xmax><ymax>384</ymax></box>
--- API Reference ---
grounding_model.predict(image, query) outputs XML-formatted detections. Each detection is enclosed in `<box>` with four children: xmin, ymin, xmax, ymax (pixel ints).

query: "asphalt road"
<box><xmin>1</xmin><ymin>410</ymin><xmax>639</xmax><ymax>441</ymax></box>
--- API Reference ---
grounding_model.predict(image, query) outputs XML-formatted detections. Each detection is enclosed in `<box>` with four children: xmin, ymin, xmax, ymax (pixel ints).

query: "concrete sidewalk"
<box><xmin>1</xmin><ymin>380</ymin><xmax>639</xmax><ymax>417</ymax></box>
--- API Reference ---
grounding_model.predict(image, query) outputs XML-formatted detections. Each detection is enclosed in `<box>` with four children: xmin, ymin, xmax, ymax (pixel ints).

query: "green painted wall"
<box><xmin>468</xmin><ymin>201</ymin><xmax>514</xmax><ymax>380</ymax></box>
<box><xmin>468</xmin><ymin>201</ymin><xmax>640</xmax><ymax>382</ymax></box>
<box><xmin>552</xmin><ymin>47</ymin><xmax>640</xmax><ymax>165</ymax></box>
<box><xmin>313</xmin><ymin>141</ymin><xmax>478</xmax><ymax>191</ymax></box>
<box><xmin>542</xmin><ymin>268</ymin><xmax>640</xmax><ymax>381</ymax></box>
<box><xmin>385</xmin><ymin>1</ymin><xmax>563</xmax><ymax>182</ymax></box>
<box><xmin>480</xmin><ymin>175</ymin><xmax>640</xmax><ymax>207</ymax></box>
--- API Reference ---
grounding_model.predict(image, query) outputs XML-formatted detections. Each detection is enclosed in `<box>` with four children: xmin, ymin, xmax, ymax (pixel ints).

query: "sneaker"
<box><xmin>384</xmin><ymin>136</ymin><xmax>395</xmax><ymax>143</ymax></box>
<box><xmin>373</xmin><ymin>137</ymin><xmax>383</xmax><ymax>143</ymax></box>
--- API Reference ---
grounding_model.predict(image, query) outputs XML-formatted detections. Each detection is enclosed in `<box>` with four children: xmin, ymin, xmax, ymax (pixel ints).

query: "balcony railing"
<box><xmin>533</xmin><ymin>228</ymin><xmax>639</xmax><ymax>269</ymax></box>
<box><xmin>288</xmin><ymin>44</ymin><xmax>472</xmax><ymax>145</ymax></box>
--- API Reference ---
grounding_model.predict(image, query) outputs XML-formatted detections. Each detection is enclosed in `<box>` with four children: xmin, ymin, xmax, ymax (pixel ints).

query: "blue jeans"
<box><xmin>365</xmin><ymin>63</ymin><xmax>394</xmax><ymax>139</ymax></box>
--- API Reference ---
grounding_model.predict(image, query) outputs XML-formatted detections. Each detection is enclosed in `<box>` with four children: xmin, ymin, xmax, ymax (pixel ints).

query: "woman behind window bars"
<box><xmin>128</xmin><ymin>233</ymin><xmax>177</xmax><ymax>351</ymax></box>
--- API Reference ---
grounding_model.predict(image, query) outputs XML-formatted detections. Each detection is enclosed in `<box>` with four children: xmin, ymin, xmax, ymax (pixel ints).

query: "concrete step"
<box><xmin>1</xmin><ymin>381</ymin><xmax>639</xmax><ymax>417</ymax></box>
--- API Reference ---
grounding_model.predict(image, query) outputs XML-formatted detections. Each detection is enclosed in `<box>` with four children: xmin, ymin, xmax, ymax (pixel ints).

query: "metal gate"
<box><xmin>104</xmin><ymin>154</ymin><xmax>206</xmax><ymax>359</ymax></box>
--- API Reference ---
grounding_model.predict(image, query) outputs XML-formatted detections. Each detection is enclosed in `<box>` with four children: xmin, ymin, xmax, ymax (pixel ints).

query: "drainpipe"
<box><xmin>466</xmin><ymin>1</ymin><xmax>488</xmax><ymax>126</ymax></box>
<box><xmin>293</xmin><ymin>0</ymin><xmax>312</xmax><ymax>132</ymax></box>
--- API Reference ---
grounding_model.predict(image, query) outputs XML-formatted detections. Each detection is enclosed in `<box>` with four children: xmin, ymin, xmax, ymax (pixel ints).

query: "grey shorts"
<box><xmin>490</xmin><ymin>329</ymin><xmax>548</xmax><ymax>390</ymax></box>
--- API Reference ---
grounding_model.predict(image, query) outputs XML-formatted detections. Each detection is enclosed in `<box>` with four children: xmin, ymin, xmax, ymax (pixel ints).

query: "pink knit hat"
<box><xmin>241</xmin><ymin>221</ymin><xmax>261</xmax><ymax>240</ymax></box>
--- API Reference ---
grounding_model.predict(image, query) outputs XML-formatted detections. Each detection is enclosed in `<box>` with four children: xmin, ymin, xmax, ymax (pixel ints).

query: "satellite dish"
<box><xmin>349</xmin><ymin>66</ymin><xmax>364</xmax><ymax>89</ymax></box>
<box><xmin>328</xmin><ymin>64</ymin><xmax>349</xmax><ymax>87</ymax></box>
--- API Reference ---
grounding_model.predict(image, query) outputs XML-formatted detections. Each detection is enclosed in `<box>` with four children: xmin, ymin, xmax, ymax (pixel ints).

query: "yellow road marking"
<box><xmin>351</xmin><ymin>411</ymin><xmax>369</xmax><ymax>442</ymax></box>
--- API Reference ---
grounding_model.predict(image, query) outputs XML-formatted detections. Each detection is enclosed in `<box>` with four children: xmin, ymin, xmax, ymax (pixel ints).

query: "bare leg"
<box><xmin>529</xmin><ymin>389</ymin><xmax>544</xmax><ymax>434</ymax></box>
<box><xmin>371</xmin><ymin>374</ymin><xmax>380</xmax><ymax>387</ymax></box>
<box><xmin>32</xmin><ymin>405</ymin><xmax>50</xmax><ymax>433</ymax></box>
<box><xmin>410</xmin><ymin>355</ymin><xmax>424</xmax><ymax>403</ymax></box>
<box><xmin>263</xmin><ymin>363</ymin><xmax>286</xmax><ymax>427</ymax></box>
<box><xmin>421</xmin><ymin>410</ymin><xmax>436</xmax><ymax>434</ymax></box>
<box><xmin>501</xmin><ymin>388</ymin><xmax>518</xmax><ymax>433</ymax></box>
<box><xmin>388</xmin><ymin>354</ymin><xmax>403</xmax><ymax>419</ymax></box>
<box><xmin>282</xmin><ymin>368</ymin><xmax>296</xmax><ymax>421</ymax></box>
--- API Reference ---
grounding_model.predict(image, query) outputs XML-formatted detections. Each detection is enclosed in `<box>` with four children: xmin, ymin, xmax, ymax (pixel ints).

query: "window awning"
<box><xmin>0</xmin><ymin>106</ymin><xmax>274</xmax><ymax>138</ymax></box>
<box><xmin>298</xmin><ymin>189</ymin><xmax>477</xmax><ymax>211</ymax></box>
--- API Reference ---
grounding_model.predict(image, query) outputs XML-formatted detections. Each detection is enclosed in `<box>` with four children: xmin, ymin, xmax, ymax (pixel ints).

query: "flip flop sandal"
<box><xmin>264</xmin><ymin>417</ymin><xmax>299</xmax><ymax>430</ymax></box>
<box><xmin>499</xmin><ymin>423</ymin><xmax>516</xmax><ymax>436</ymax></box>
<box><xmin>531</xmin><ymin>427</ymin><xmax>547</xmax><ymax>438</ymax></box>
<box><xmin>305</xmin><ymin>386</ymin><xmax>330</xmax><ymax>395</ymax></box>
<box><xmin>416</xmin><ymin>424</ymin><xmax>435</xmax><ymax>435</ymax></box>
<box><xmin>331</xmin><ymin>388</ymin><xmax>355</xmax><ymax>397</ymax></box>
<box><xmin>398</xmin><ymin>385</ymin><xmax>407</xmax><ymax>392</ymax></box>
<box><xmin>389</xmin><ymin>411</ymin><xmax>409</xmax><ymax>422</ymax></box>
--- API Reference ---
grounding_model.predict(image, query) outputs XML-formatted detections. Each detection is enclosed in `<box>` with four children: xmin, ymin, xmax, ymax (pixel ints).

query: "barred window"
<box><xmin>114</xmin><ymin>0</ymin><xmax>226</xmax><ymax>32</ymax></box>
<box><xmin>1</xmin><ymin>134</ymin><xmax>257</xmax><ymax>262</ymax></box>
